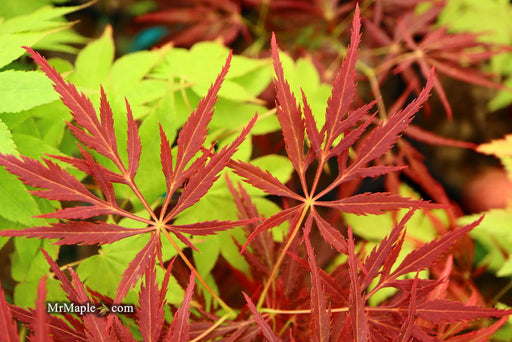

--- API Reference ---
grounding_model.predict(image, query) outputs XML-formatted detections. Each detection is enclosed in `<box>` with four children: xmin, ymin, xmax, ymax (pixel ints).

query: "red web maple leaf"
<box><xmin>228</xmin><ymin>4</ymin><xmax>441</xmax><ymax>309</ymax></box>
<box><xmin>0</xmin><ymin>46</ymin><xmax>257</xmax><ymax>303</ymax></box>
<box><xmin>364</xmin><ymin>3</ymin><xmax>508</xmax><ymax>119</ymax></box>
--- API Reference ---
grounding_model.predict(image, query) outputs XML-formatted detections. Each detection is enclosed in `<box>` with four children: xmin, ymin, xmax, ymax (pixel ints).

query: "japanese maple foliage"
<box><xmin>365</xmin><ymin>1</ymin><xmax>508</xmax><ymax>119</ymax></box>
<box><xmin>0</xmin><ymin>4</ymin><xmax>510</xmax><ymax>341</ymax></box>
<box><xmin>0</xmin><ymin>44</ymin><xmax>257</xmax><ymax>306</ymax></box>
<box><xmin>230</xmin><ymin>6</ymin><xmax>440</xmax><ymax>305</ymax></box>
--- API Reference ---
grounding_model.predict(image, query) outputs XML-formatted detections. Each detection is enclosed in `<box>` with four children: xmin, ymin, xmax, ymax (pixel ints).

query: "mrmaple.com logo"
<box><xmin>47</xmin><ymin>302</ymin><xmax>134</xmax><ymax>315</ymax></box>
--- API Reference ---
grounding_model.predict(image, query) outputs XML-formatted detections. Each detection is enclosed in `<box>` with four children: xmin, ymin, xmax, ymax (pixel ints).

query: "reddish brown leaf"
<box><xmin>304</xmin><ymin>216</ymin><xmax>331</xmax><ymax>342</ymax></box>
<box><xmin>159</xmin><ymin>125</ymin><xmax>174</xmax><ymax>189</ymax></box>
<box><xmin>271</xmin><ymin>33</ymin><xmax>305</xmax><ymax>173</ymax></box>
<box><xmin>397</xmin><ymin>273</ymin><xmax>418</xmax><ymax>342</ymax></box>
<box><xmin>445</xmin><ymin>316</ymin><xmax>508</xmax><ymax>342</ymax></box>
<box><xmin>352</xmin><ymin>68</ymin><xmax>434</xmax><ymax>169</ymax></box>
<box><xmin>0</xmin><ymin>281</ymin><xmax>19</xmax><ymax>342</ymax></box>
<box><xmin>404</xmin><ymin>124</ymin><xmax>477</xmax><ymax>149</ymax></box>
<box><xmin>301</xmin><ymin>89</ymin><xmax>322</xmax><ymax>158</ymax></box>
<box><xmin>125</xmin><ymin>98</ymin><xmax>141</xmax><ymax>180</ymax></box>
<box><xmin>168</xmin><ymin>272</ymin><xmax>195</xmax><ymax>342</ymax></box>
<box><xmin>138</xmin><ymin>259</ymin><xmax>165</xmax><ymax>342</ymax></box>
<box><xmin>336</xmin><ymin>98</ymin><xmax>379</xmax><ymax>139</ymax></box>
<box><xmin>324</xmin><ymin>4</ymin><xmax>361</xmax><ymax>150</ymax></box>
<box><xmin>317</xmin><ymin>192</ymin><xmax>435</xmax><ymax>215</ymax></box>
<box><xmin>67</xmin><ymin>267</ymin><xmax>114</xmax><ymax>342</ymax></box>
<box><xmin>35</xmin><ymin>206</ymin><xmax>121</xmax><ymax>220</ymax></box>
<box><xmin>49</xmin><ymin>154</ymin><xmax>127</xmax><ymax>184</ymax></box>
<box><xmin>0</xmin><ymin>154</ymin><xmax>100</xmax><ymax>204</ymax></box>
<box><xmin>98</xmin><ymin>87</ymin><xmax>118</xmax><ymax>156</ymax></box>
<box><xmin>30</xmin><ymin>277</ymin><xmax>51</xmax><ymax>342</ymax></box>
<box><xmin>390</xmin><ymin>216</ymin><xmax>484</xmax><ymax>279</ymax></box>
<box><xmin>230</xmin><ymin>159</ymin><xmax>302</xmax><ymax>200</ymax></box>
<box><xmin>173</xmin><ymin>51</ymin><xmax>232</xmax><ymax>178</ymax></box>
<box><xmin>167</xmin><ymin>115</ymin><xmax>256</xmax><ymax>220</ymax></box>
<box><xmin>428</xmin><ymin>255</ymin><xmax>453</xmax><ymax>301</ymax></box>
<box><xmin>25</xmin><ymin>48</ymin><xmax>125</xmax><ymax>168</ymax></box>
<box><xmin>363</xmin><ymin>208</ymin><xmax>417</xmax><ymax>288</ymax></box>
<box><xmin>347</xmin><ymin>227</ymin><xmax>369</xmax><ymax>342</ymax></box>
<box><xmin>42</xmin><ymin>250</ymin><xmax>113</xmax><ymax>342</ymax></box>
<box><xmin>242</xmin><ymin>206</ymin><xmax>300</xmax><ymax>252</ymax></box>
<box><xmin>170</xmin><ymin>218</ymin><xmax>259</xmax><ymax>235</ymax></box>
<box><xmin>78</xmin><ymin>145</ymin><xmax>117</xmax><ymax>205</ymax></box>
<box><xmin>1</xmin><ymin>222</ymin><xmax>152</xmax><ymax>245</ymax></box>
<box><xmin>430</xmin><ymin>58</ymin><xmax>505</xmax><ymax>91</ymax></box>
<box><xmin>115</xmin><ymin>232</ymin><xmax>161</xmax><ymax>303</ymax></box>
<box><xmin>328</xmin><ymin>112</ymin><xmax>376</xmax><ymax>159</ymax></box>
<box><xmin>337</xmin><ymin>165</ymin><xmax>407</xmax><ymax>186</ymax></box>
<box><xmin>111</xmin><ymin>315</ymin><xmax>137</xmax><ymax>342</ymax></box>
<box><xmin>41</xmin><ymin>248</ymin><xmax>80</xmax><ymax>302</ymax></box>
<box><xmin>416</xmin><ymin>300</ymin><xmax>509</xmax><ymax>324</ymax></box>
<box><xmin>242</xmin><ymin>292</ymin><xmax>280</xmax><ymax>342</ymax></box>
<box><xmin>311</xmin><ymin>208</ymin><xmax>347</xmax><ymax>254</ymax></box>
<box><xmin>10</xmin><ymin>305</ymin><xmax>87</xmax><ymax>342</ymax></box>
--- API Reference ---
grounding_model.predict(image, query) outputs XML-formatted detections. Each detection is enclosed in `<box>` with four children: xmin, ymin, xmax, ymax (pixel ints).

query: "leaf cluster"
<box><xmin>0</xmin><ymin>1</ymin><xmax>511</xmax><ymax>341</ymax></box>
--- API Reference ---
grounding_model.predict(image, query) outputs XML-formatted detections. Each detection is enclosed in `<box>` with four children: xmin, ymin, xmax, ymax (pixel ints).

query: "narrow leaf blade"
<box><xmin>169</xmin><ymin>272</ymin><xmax>195</xmax><ymax>342</ymax></box>
<box><xmin>230</xmin><ymin>159</ymin><xmax>302</xmax><ymax>200</ymax></box>
<box><xmin>0</xmin><ymin>222</ymin><xmax>150</xmax><ymax>245</ymax></box>
<box><xmin>174</xmin><ymin>51</ymin><xmax>233</xmax><ymax>176</ymax></box>
<box><xmin>242</xmin><ymin>292</ymin><xmax>280</xmax><ymax>342</ymax></box>
<box><xmin>115</xmin><ymin>232</ymin><xmax>161</xmax><ymax>303</ymax></box>
<box><xmin>271</xmin><ymin>33</ymin><xmax>305</xmax><ymax>172</ymax></box>
<box><xmin>347</xmin><ymin>227</ymin><xmax>368</xmax><ymax>342</ymax></box>
<box><xmin>324</xmin><ymin>4</ymin><xmax>361</xmax><ymax>149</ymax></box>
<box><xmin>138</xmin><ymin>260</ymin><xmax>165</xmax><ymax>342</ymax></box>
<box><xmin>304</xmin><ymin>216</ymin><xmax>331</xmax><ymax>342</ymax></box>
<box><xmin>0</xmin><ymin>281</ymin><xmax>19</xmax><ymax>342</ymax></box>
<box><xmin>391</xmin><ymin>216</ymin><xmax>484</xmax><ymax>279</ymax></box>
<box><xmin>318</xmin><ymin>192</ymin><xmax>437</xmax><ymax>215</ymax></box>
<box><xmin>416</xmin><ymin>300</ymin><xmax>509</xmax><ymax>323</ymax></box>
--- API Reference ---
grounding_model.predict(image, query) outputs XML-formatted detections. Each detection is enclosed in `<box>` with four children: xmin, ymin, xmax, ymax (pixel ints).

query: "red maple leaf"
<box><xmin>0</xmin><ymin>46</ymin><xmax>257</xmax><ymax>303</ymax></box>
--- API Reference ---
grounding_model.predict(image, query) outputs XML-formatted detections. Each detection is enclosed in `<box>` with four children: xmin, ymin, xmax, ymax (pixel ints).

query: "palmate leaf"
<box><xmin>14</xmin><ymin>248</ymin><xmax>190</xmax><ymax>341</ymax></box>
<box><xmin>0</xmin><ymin>43</ymin><xmax>258</xmax><ymax>305</ymax></box>
<box><xmin>231</xmin><ymin>5</ymin><xmax>437</xmax><ymax>254</ymax></box>
<box><xmin>373</xmin><ymin>5</ymin><xmax>507</xmax><ymax>119</ymax></box>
